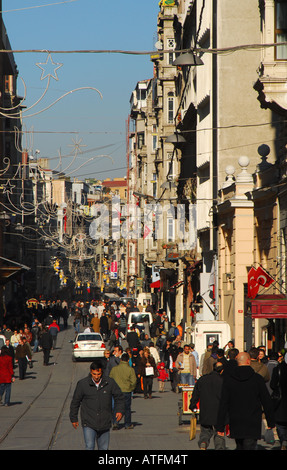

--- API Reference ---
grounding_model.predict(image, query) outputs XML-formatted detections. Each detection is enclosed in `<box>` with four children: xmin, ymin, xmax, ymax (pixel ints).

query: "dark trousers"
<box><xmin>169</xmin><ymin>368</ymin><xmax>179</xmax><ymax>392</ymax></box>
<box><xmin>143</xmin><ymin>376</ymin><xmax>153</xmax><ymax>397</ymax></box>
<box><xmin>123</xmin><ymin>392</ymin><xmax>132</xmax><ymax>427</ymax></box>
<box><xmin>51</xmin><ymin>335</ymin><xmax>57</xmax><ymax>349</ymax></box>
<box><xmin>43</xmin><ymin>348</ymin><xmax>50</xmax><ymax>365</ymax></box>
<box><xmin>235</xmin><ymin>438</ymin><xmax>257</xmax><ymax>450</ymax></box>
<box><xmin>276</xmin><ymin>423</ymin><xmax>287</xmax><ymax>446</ymax></box>
<box><xmin>199</xmin><ymin>425</ymin><xmax>226</xmax><ymax>450</ymax></box>
<box><xmin>18</xmin><ymin>357</ymin><xmax>28</xmax><ymax>379</ymax></box>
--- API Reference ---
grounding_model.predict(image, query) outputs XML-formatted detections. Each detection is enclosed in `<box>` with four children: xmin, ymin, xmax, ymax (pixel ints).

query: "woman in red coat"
<box><xmin>0</xmin><ymin>346</ymin><xmax>15</xmax><ymax>406</ymax></box>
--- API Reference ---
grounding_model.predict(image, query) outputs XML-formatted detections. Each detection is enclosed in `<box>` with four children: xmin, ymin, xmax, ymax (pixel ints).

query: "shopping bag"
<box><xmin>145</xmin><ymin>366</ymin><xmax>154</xmax><ymax>376</ymax></box>
<box><xmin>264</xmin><ymin>428</ymin><xmax>275</xmax><ymax>445</ymax></box>
<box><xmin>189</xmin><ymin>413</ymin><xmax>197</xmax><ymax>440</ymax></box>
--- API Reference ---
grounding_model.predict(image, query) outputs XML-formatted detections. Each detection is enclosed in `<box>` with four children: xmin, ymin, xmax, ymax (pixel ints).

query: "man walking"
<box><xmin>190</xmin><ymin>362</ymin><xmax>226</xmax><ymax>450</ymax></box>
<box><xmin>39</xmin><ymin>326</ymin><xmax>53</xmax><ymax>366</ymax></box>
<box><xmin>70</xmin><ymin>360</ymin><xmax>124</xmax><ymax>450</ymax></box>
<box><xmin>15</xmin><ymin>336</ymin><xmax>32</xmax><ymax>380</ymax></box>
<box><xmin>175</xmin><ymin>344</ymin><xmax>197</xmax><ymax>386</ymax></box>
<box><xmin>216</xmin><ymin>351</ymin><xmax>275</xmax><ymax>450</ymax></box>
<box><xmin>110</xmin><ymin>352</ymin><xmax>137</xmax><ymax>429</ymax></box>
<box><xmin>48</xmin><ymin>318</ymin><xmax>60</xmax><ymax>350</ymax></box>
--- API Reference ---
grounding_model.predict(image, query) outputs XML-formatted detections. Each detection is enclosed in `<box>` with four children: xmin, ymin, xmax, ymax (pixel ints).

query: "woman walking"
<box><xmin>138</xmin><ymin>347</ymin><xmax>158</xmax><ymax>399</ymax></box>
<box><xmin>0</xmin><ymin>346</ymin><xmax>15</xmax><ymax>406</ymax></box>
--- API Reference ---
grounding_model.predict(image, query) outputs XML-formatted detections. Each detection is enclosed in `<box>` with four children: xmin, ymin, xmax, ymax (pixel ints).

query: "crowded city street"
<box><xmin>0</xmin><ymin>303</ymin><xmax>283</xmax><ymax>452</ymax></box>
<box><xmin>1</xmin><ymin>0</ymin><xmax>287</xmax><ymax>455</ymax></box>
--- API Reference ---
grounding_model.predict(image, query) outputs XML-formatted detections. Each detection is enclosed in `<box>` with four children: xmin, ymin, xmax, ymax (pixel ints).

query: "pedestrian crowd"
<box><xmin>189</xmin><ymin>340</ymin><xmax>287</xmax><ymax>451</ymax></box>
<box><xmin>69</xmin><ymin>298</ymin><xmax>202</xmax><ymax>450</ymax></box>
<box><xmin>0</xmin><ymin>298</ymin><xmax>70</xmax><ymax>404</ymax></box>
<box><xmin>1</xmin><ymin>296</ymin><xmax>287</xmax><ymax>452</ymax></box>
<box><xmin>70</xmin><ymin>298</ymin><xmax>190</xmax><ymax>399</ymax></box>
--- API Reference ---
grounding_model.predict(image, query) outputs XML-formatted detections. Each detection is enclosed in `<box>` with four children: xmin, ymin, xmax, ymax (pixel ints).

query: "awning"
<box><xmin>150</xmin><ymin>280</ymin><xmax>161</xmax><ymax>289</ymax></box>
<box><xmin>251</xmin><ymin>295</ymin><xmax>287</xmax><ymax>319</ymax></box>
<box><xmin>0</xmin><ymin>256</ymin><xmax>30</xmax><ymax>286</ymax></box>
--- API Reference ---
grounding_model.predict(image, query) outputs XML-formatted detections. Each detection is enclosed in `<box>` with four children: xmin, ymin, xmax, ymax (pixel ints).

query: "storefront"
<box><xmin>249</xmin><ymin>295</ymin><xmax>287</xmax><ymax>353</ymax></box>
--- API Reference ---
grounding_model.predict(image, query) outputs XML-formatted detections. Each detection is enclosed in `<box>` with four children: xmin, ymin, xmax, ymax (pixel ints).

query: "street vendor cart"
<box><xmin>177</xmin><ymin>385</ymin><xmax>199</xmax><ymax>426</ymax></box>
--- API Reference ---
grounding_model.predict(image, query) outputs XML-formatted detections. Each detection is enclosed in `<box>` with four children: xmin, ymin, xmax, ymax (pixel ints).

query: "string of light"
<box><xmin>0</xmin><ymin>42</ymin><xmax>286</xmax><ymax>56</ymax></box>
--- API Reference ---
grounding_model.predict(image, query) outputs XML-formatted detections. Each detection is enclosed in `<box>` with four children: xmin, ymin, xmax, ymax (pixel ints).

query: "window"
<box><xmin>275</xmin><ymin>0</ymin><xmax>287</xmax><ymax>59</ymax></box>
<box><xmin>137</xmin><ymin>132</ymin><xmax>145</xmax><ymax>149</ymax></box>
<box><xmin>168</xmin><ymin>52</ymin><xmax>175</xmax><ymax>65</ymax></box>
<box><xmin>167</xmin><ymin>217</ymin><xmax>175</xmax><ymax>242</ymax></box>
<box><xmin>167</xmin><ymin>205</ymin><xmax>175</xmax><ymax>242</ymax></box>
<box><xmin>153</xmin><ymin>134</ymin><xmax>158</xmax><ymax>150</ymax></box>
<box><xmin>137</xmin><ymin>88</ymin><xmax>146</xmax><ymax>101</ymax></box>
<box><xmin>152</xmin><ymin>125</ymin><xmax>158</xmax><ymax>150</ymax></box>
<box><xmin>168</xmin><ymin>92</ymin><xmax>174</xmax><ymax>124</ymax></box>
<box><xmin>152</xmin><ymin>172</ymin><xmax>157</xmax><ymax>199</ymax></box>
<box><xmin>167</xmin><ymin>159</ymin><xmax>175</xmax><ymax>180</ymax></box>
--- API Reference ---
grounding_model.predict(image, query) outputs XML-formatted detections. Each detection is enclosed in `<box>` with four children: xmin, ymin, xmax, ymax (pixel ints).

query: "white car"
<box><xmin>127</xmin><ymin>311</ymin><xmax>153</xmax><ymax>333</ymax></box>
<box><xmin>72</xmin><ymin>332</ymin><xmax>106</xmax><ymax>361</ymax></box>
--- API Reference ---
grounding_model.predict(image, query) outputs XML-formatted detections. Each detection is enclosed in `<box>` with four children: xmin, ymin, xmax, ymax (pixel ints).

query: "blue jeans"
<box><xmin>33</xmin><ymin>339</ymin><xmax>39</xmax><ymax>353</ymax></box>
<box><xmin>180</xmin><ymin>373</ymin><xmax>195</xmax><ymax>386</ymax></box>
<box><xmin>82</xmin><ymin>427</ymin><xmax>110</xmax><ymax>450</ymax></box>
<box><xmin>74</xmin><ymin>320</ymin><xmax>80</xmax><ymax>334</ymax></box>
<box><xmin>0</xmin><ymin>383</ymin><xmax>12</xmax><ymax>405</ymax></box>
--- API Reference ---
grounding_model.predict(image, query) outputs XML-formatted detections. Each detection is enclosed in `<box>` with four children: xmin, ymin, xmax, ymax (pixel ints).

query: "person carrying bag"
<box><xmin>138</xmin><ymin>347</ymin><xmax>158</xmax><ymax>399</ymax></box>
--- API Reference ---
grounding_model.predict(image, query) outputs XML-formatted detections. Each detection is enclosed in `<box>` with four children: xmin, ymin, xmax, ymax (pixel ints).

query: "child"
<box><xmin>157</xmin><ymin>361</ymin><xmax>169</xmax><ymax>392</ymax></box>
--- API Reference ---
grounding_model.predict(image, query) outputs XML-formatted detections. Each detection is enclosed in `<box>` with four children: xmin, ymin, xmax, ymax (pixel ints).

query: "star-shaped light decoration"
<box><xmin>68</xmin><ymin>137</ymin><xmax>87</xmax><ymax>155</ymax></box>
<box><xmin>2</xmin><ymin>180</ymin><xmax>16</xmax><ymax>195</ymax></box>
<box><xmin>36</xmin><ymin>53</ymin><xmax>63</xmax><ymax>81</ymax></box>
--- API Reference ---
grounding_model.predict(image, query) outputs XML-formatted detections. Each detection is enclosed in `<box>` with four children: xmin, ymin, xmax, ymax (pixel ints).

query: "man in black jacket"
<box><xmin>216</xmin><ymin>351</ymin><xmax>275</xmax><ymax>450</ymax></box>
<box><xmin>126</xmin><ymin>325</ymin><xmax>141</xmax><ymax>350</ymax></box>
<box><xmin>190</xmin><ymin>362</ymin><xmax>226</xmax><ymax>450</ymax></box>
<box><xmin>39</xmin><ymin>327</ymin><xmax>53</xmax><ymax>366</ymax></box>
<box><xmin>70</xmin><ymin>360</ymin><xmax>124</xmax><ymax>450</ymax></box>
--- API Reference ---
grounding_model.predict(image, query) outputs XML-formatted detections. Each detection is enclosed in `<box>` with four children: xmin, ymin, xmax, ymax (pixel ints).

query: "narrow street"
<box><xmin>0</xmin><ymin>320</ymin><xmax>280</xmax><ymax>453</ymax></box>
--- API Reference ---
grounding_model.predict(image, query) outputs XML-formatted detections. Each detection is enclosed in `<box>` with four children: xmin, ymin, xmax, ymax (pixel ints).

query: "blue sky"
<box><xmin>2</xmin><ymin>0</ymin><xmax>160</xmax><ymax>180</ymax></box>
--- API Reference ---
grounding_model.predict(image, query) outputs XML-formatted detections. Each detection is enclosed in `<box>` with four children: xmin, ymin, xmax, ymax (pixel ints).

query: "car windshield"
<box><xmin>130</xmin><ymin>313</ymin><xmax>150</xmax><ymax>324</ymax></box>
<box><xmin>77</xmin><ymin>334</ymin><xmax>102</xmax><ymax>342</ymax></box>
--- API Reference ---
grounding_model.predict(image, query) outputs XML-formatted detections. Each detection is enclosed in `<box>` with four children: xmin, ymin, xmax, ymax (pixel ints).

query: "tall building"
<box><xmin>171</xmin><ymin>0</ymin><xmax>279</xmax><ymax>349</ymax></box>
<box><xmin>127</xmin><ymin>0</ymin><xmax>287</xmax><ymax>351</ymax></box>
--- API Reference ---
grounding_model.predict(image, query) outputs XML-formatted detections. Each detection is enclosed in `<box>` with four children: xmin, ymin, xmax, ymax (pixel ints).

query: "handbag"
<box><xmin>189</xmin><ymin>413</ymin><xmax>197</xmax><ymax>440</ymax></box>
<box><xmin>145</xmin><ymin>366</ymin><xmax>154</xmax><ymax>376</ymax></box>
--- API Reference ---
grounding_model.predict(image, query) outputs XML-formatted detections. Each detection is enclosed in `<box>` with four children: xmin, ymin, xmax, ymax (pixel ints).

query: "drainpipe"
<box><xmin>212</xmin><ymin>0</ymin><xmax>219</xmax><ymax>320</ymax></box>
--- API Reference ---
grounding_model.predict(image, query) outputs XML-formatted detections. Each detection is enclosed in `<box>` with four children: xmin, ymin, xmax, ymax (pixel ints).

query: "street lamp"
<box><xmin>165</xmin><ymin>132</ymin><xmax>186</xmax><ymax>146</ymax></box>
<box><xmin>173</xmin><ymin>51</ymin><xmax>204</xmax><ymax>67</ymax></box>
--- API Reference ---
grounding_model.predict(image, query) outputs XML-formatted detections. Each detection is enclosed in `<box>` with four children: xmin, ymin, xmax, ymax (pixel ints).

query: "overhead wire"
<box><xmin>0</xmin><ymin>42</ymin><xmax>286</xmax><ymax>56</ymax></box>
<box><xmin>0</xmin><ymin>1</ymin><xmax>80</xmax><ymax>13</ymax></box>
